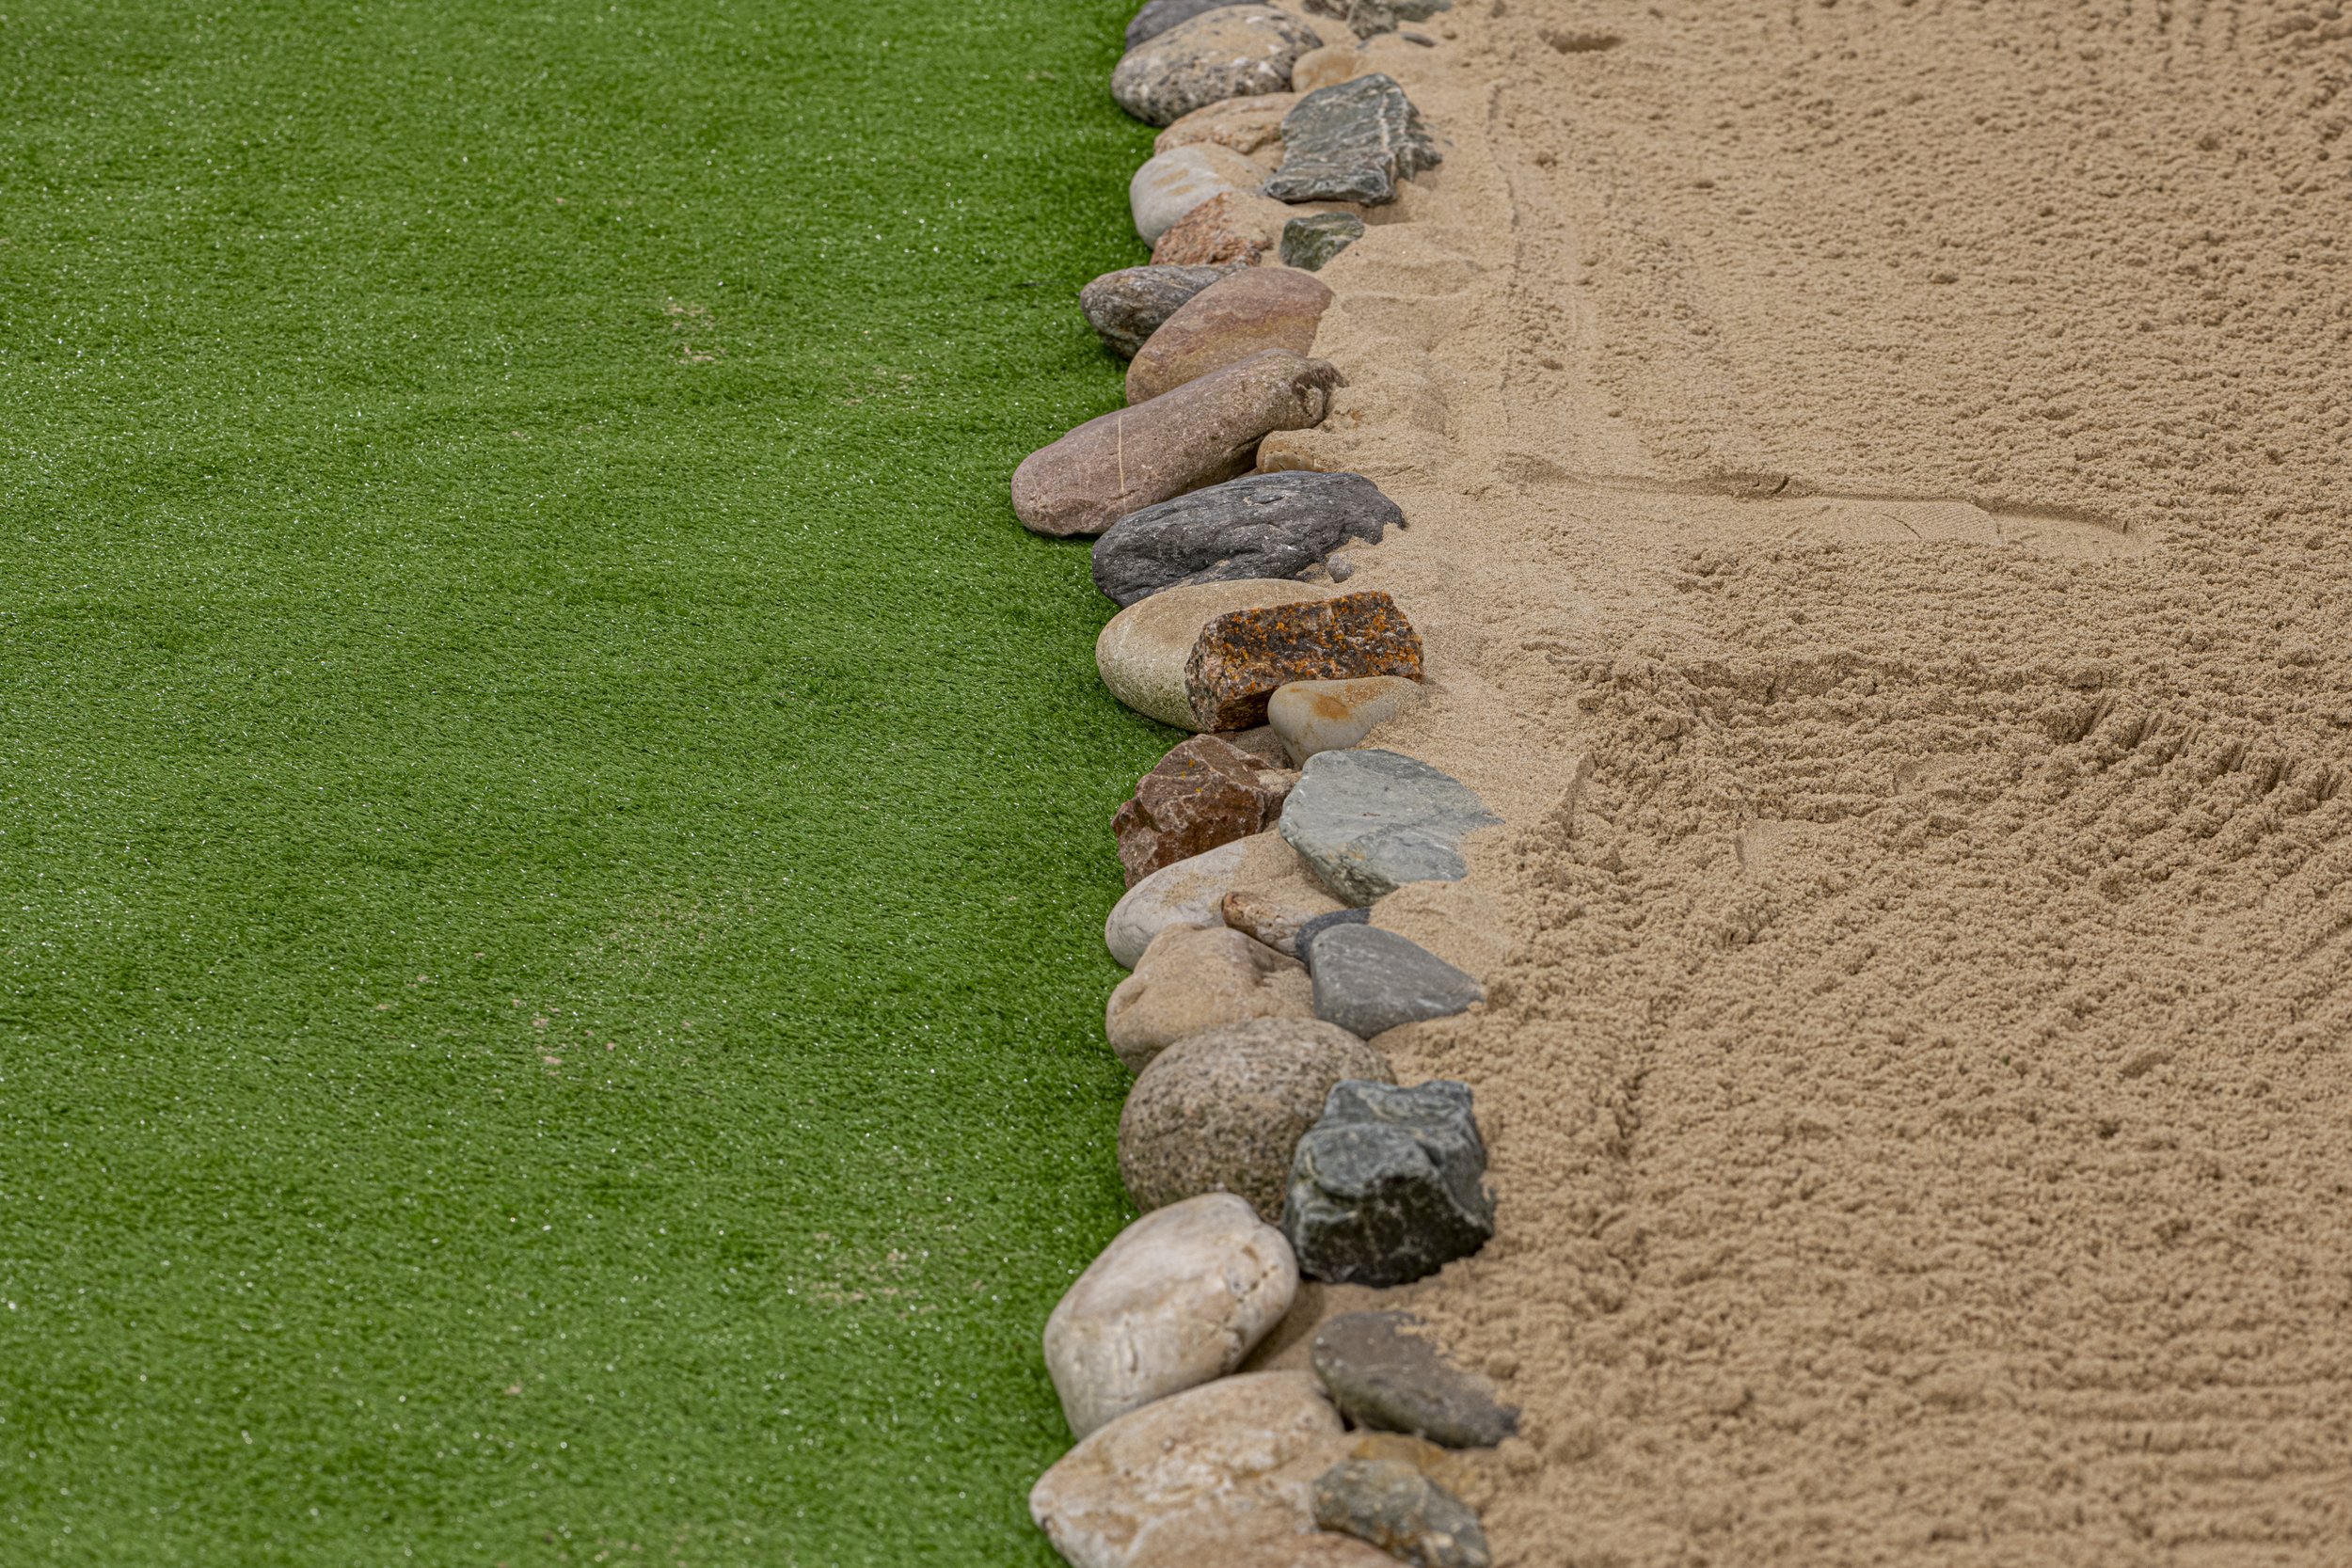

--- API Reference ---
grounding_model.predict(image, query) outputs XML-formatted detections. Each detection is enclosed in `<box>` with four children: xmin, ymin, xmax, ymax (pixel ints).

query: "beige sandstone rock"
<box><xmin>1129</xmin><ymin>266</ymin><xmax>1336</xmax><ymax>403</ymax></box>
<box><xmin>1131</xmin><ymin>144</ymin><xmax>1268</xmax><ymax>246</ymax></box>
<box><xmin>1105</xmin><ymin>922</ymin><xmax>1313</xmax><ymax>1071</ymax></box>
<box><xmin>1106</xmin><ymin>836</ymin><xmax>1256</xmax><ymax>968</ymax></box>
<box><xmin>1154</xmin><ymin>91</ymin><xmax>1296</xmax><ymax>158</ymax></box>
<box><xmin>1152</xmin><ymin>189</ymin><xmax>1297</xmax><ymax>266</ymax></box>
<box><xmin>1268</xmin><ymin>673</ymin><xmax>1426</xmax><ymax>763</ymax></box>
<box><xmin>1291</xmin><ymin>41</ymin><xmax>1371</xmax><ymax>93</ymax></box>
<box><xmin>1028</xmin><ymin>1371</ymin><xmax>1351</xmax><ymax>1568</ymax></box>
<box><xmin>1043</xmin><ymin>1193</ymin><xmax>1299</xmax><ymax>1438</ymax></box>
<box><xmin>1097</xmin><ymin>578</ymin><xmax>1327</xmax><ymax>730</ymax></box>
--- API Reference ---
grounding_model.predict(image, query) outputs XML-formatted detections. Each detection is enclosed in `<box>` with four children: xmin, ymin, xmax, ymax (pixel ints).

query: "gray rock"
<box><xmin>1295</xmin><ymin>906</ymin><xmax>1370</xmax><ymax>962</ymax></box>
<box><xmin>1278</xmin><ymin>748</ymin><xmax>1499</xmax><ymax>906</ymax></box>
<box><xmin>1310</xmin><ymin>924</ymin><xmax>1481</xmax><ymax>1037</ymax></box>
<box><xmin>1281</xmin><ymin>212</ymin><xmax>1367</xmax><ymax>271</ymax></box>
<box><xmin>1081</xmin><ymin>263</ymin><xmax>1245</xmax><ymax>361</ymax></box>
<box><xmin>1305</xmin><ymin>0</ymin><xmax>1399</xmax><ymax>38</ymax></box>
<box><xmin>1112</xmin><ymin>7</ymin><xmax>1325</xmax><ymax>129</ymax></box>
<box><xmin>1283</xmin><ymin>1079</ymin><xmax>1492</xmax><ymax>1287</ymax></box>
<box><xmin>1311</xmin><ymin>1311</ymin><xmax>1519</xmax><ymax>1449</ymax></box>
<box><xmin>1311</xmin><ymin>1458</ymin><xmax>1491</xmax><ymax>1568</ymax></box>
<box><xmin>1390</xmin><ymin>0</ymin><xmax>1453</xmax><ymax>17</ymax></box>
<box><xmin>1120</xmin><ymin>1017</ymin><xmax>1391</xmax><ymax>1221</ymax></box>
<box><xmin>1125</xmin><ymin>0</ymin><xmax>1252</xmax><ymax>50</ymax></box>
<box><xmin>1264</xmin><ymin>73</ymin><xmax>1441</xmax><ymax>206</ymax></box>
<box><xmin>1092</xmin><ymin>472</ymin><xmax>1404</xmax><ymax>608</ymax></box>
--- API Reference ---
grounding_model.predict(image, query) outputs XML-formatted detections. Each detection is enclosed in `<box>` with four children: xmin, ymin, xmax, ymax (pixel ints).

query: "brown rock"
<box><xmin>1184</xmin><ymin>589</ymin><xmax>1424</xmax><ymax>730</ymax></box>
<box><xmin>1105</xmin><ymin>923</ymin><xmax>1314</xmax><ymax>1072</ymax></box>
<box><xmin>1221</xmin><ymin>885</ymin><xmax>1346</xmax><ymax>956</ymax></box>
<box><xmin>1120</xmin><ymin>1017</ymin><xmax>1392</xmax><ymax>1220</ymax></box>
<box><xmin>1011</xmin><ymin>351</ymin><xmax>1343</xmax><ymax>538</ymax></box>
<box><xmin>1154</xmin><ymin>92</ymin><xmax>1296</xmax><ymax>157</ymax></box>
<box><xmin>1114</xmin><ymin>735</ymin><xmax>1299</xmax><ymax>887</ymax></box>
<box><xmin>1129</xmin><ymin>268</ymin><xmax>1337</xmax><ymax>403</ymax></box>
<box><xmin>1099</xmin><ymin>578</ymin><xmax>1330</xmax><ymax>730</ymax></box>
<box><xmin>1152</xmin><ymin>189</ymin><xmax>1281</xmax><ymax>265</ymax></box>
<box><xmin>1223</xmin><ymin>724</ymin><xmax>1295</xmax><ymax>767</ymax></box>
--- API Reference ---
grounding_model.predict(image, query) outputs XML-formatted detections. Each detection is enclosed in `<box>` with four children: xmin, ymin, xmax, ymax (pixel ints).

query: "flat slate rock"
<box><xmin>1281</xmin><ymin>211</ymin><xmax>1367</xmax><ymax>271</ymax></box>
<box><xmin>1277</xmin><ymin>747</ymin><xmax>1497</xmax><ymax>906</ymax></box>
<box><xmin>1184</xmin><ymin>590</ymin><xmax>1423</xmax><ymax>731</ymax></box>
<box><xmin>1311</xmin><ymin>1311</ymin><xmax>1519</xmax><ymax>1449</ymax></box>
<box><xmin>1113</xmin><ymin>7</ymin><xmax>1324</xmax><ymax>128</ymax></box>
<box><xmin>1295</xmin><ymin>905</ymin><xmax>1371</xmax><ymax>962</ymax></box>
<box><xmin>1125</xmin><ymin>0</ymin><xmax>1253</xmax><ymax>50</ymax></box>
<box><xmin>1264</xmin><ymin>73</ymin><xmax>1441</xmax><ymax>206</ymax></box>
<box><xmin>1283</xmin><ymin>1078</ymin><xmax>1492</xmax><ymax>1287</ymax></box>
<box><xmin>1082</xmin><ymin>263</ymin><xmax>1246</xmax><ymax>361</ymax></box>
<box><xmin>1311</xmin><ymin>1458</ymin><xmax>1491</xmax><ymax>1568</ymax></box>
<box><xmin>1310</xmin><ymin>923</ymin><xmax>1481</xmax><ymax>1037</ymax></box>
<box><xmin>1093</xmin><ymin>471</ymin><xmax>1402</xmax><ymax>608</ymax></box>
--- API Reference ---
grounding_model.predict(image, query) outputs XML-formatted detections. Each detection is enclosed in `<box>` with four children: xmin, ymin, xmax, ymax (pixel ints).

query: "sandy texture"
<box><xmin>1251</xmin><ymin>2</ymin><xmax>2352</xmax><ymax>1561</ymax></box>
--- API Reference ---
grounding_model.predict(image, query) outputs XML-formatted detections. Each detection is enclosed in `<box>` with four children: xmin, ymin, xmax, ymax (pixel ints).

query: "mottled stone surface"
<box><xmin>1221</xmin><ymin>885</ymin><xmax>1345</xmax><ymax>958</ymax></box>
<box><xmin>1094</xmin><ymin>470</ymin><xmax>1398</xmax><ymax>608</ymax></box>
<box><xmin>1107</xmin><ymin>836</ymin><xmax>1255</xmax><ymax>968</ymax></box>
<box><xmin>1391</xmin><ymin>0</ymin><xmax>1453</xmax><ymax>18</ymax></box>
<box><xmin>1120</xmin><ymin>1017</ymin><xmax>1391</xmax><ymax>1220</ymax></box>
<box><xmin>1152</xmin><ymin>189</ymin><xmax>1279</xmax><ymax>266</ymax></box>
<box><xmin>1278</xmin><ymin>748</ymin><xmax>1497</xmax><ymax>906</ymax></box>
<box><xmin>1106</xmin><ymin>923</ymin><xmax>1314</xmax><ymax>1072</ymax></box>
<box><xmin>1082</xmin><ymin>263</ymin><xmax>1246</xmax><ymax>361</ymax></box>
<box><xmin>1124</xmin><ymin>0</ymin><xmax>1251</xmax><ymax>50</ymax></box>
<box><xmin>1013</xmin><ymin>350</ymin><xmax>1343</xmax><ymax>537</ymax></box>
<box><xmin>1295</xmin><ymin>905</ymin><xmax>1371</xmax><ymax>962</ymax></box>
<box><xmin>1283</xmin><ymin>1079</ymin><xmax>1493</xmax><ymax>1287</ymax></box>
<box><xmin>1128</xmin><ymin>267</ymin><xmax>1335</xmax><ymax>403</ymax></box>
<box><xmin>1099</xmin><ymin>578</ymin><xmax>1327</xmax><ymax>731</ymax></box>
<box><xmin>1029</xmin><ymin>1371</ymin><xmax>1347</xmax><ymax>1568</ymax></box>
<box><xmin>1044</xmin><ymin>1194</ymin><xmax>1298</xmax><ymax>1438</ymax></box>
<box><xmin>1115</xmin><ymin>735</ymin><xmax>1297</xmax><ymax>886</ymax></box>
<box><xmin>1112</xmin><ymin>7</ymin><xmax>1323</xmax><ymax>128</ymax></box>
<box><xmin>1265</xmin><ymin>73</ymin><xmax>1440</xmax><ymax>206</ymax></box>
<box><xmin>1311</xmin><ymin>1458</ymin><xmax>1491</xmax><ymax>1568</ymax></box>
<box><xmin>1281</xmin><ymin>211</ymin><xmax>1368</xmax><ymax>271</ymax></box>
<box><xmin>1310</xmin><ymin>923</ymin><xmax>1481</xmax><ymax>1037</ymax></box>
<box><xmin>1155</xmin><ymin>91</ymin><xmax>1296</xmax><ymax>156</ymax></box>
<box><xmin>1269</xmin><ymin>673</ymin><xmax>1423</xmax><ymax>763</ymax></box>
<box><xmin>1184</xmin><ymin>589</ymin><xmax>1423</xmax><ymax>731</ymax></box>
<box><xmin>1306</xmin><ymin>0</ymin><xmax>1399</xmax><ymax>38</ymax></box>
<box><xmin>1132</xmin><ymin>145</ymin><xmax>1266</xmax><ymax>245</ymax></box>
<box><xmin>1311</xmin><ymin>1312</ymin><xmax>1519</xmax><ymax>1449</ymax></box>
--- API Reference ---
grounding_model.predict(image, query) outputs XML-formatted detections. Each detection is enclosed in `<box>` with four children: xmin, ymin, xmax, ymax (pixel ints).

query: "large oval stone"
<box><xmin>1155</xmin><ymin>91</ymin><xmax>1295</xmax><ymax>156</ymax></box>
<box><xmin>1011</xmin><ymin>350</ymin><xmax>1343</xmax><ymax>538</ymax></box>
<box><xmin>1042</xmin><ymin>1193</ymin><xmax>1298</xmax><ymax>1438</ymax></box>
<box><xmin>1081</xmin><ymin>262</ymin><xmax>1246</xmax><ymax>361</ymax></box>
<box><xmin>1097</xmin><ymin>578</ymin><xmax>1327</xmax><ymax>730</ymax></box>
<box><xmin>1124</xmin><ymin>0</ymin><xmax>1252</xmax><ymax>50</ymax></box>
<box><xmin>1105</xmin><ymin>923</ymin><xmax>1314</xmax><ymax>1072</ymax></box>
<box><xmin>1112</xmin><ymin>6</ymin><xmax>1324</xmax><ymax>128</ymax></box>
<box><xmin>1277</xmin><ymin>747</ymin><xmax>1498</xmax><ymax>905</ymax></box>
<box><xmin>1131</xmin><ymin>145</ymin><xmax>1267</xmax><ymax>246</ymax></box>
<box><xmin>1121</xmin><ymin>1017</ymin><xmax>1392</xmax><ymax>1220</ymax></box>
<box><xmin>1029</xmin><ymin>1371</ymin><xmax>1348</xmax><ymax>1568</ymax></box>
<box><xmin>1093</xmin><ymin>471</ymin><xmax>1401</xmax><ymax>608</ymax></box>
<box><xmin>1128</xmin><ymin>267</ymin><xmax>1334</xmax><ymax>403</ymax></box>
<box><xmin>1106</xmin><ymin>836</ymin><xmax>1254</xmax><ymax>968</ymax></box>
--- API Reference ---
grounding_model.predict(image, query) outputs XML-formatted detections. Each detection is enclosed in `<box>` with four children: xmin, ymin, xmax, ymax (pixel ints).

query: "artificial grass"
<box><xmin>0</xmin><ymin>0</ymin><xmax>1166</xmax><ymax>1560</ymax></box>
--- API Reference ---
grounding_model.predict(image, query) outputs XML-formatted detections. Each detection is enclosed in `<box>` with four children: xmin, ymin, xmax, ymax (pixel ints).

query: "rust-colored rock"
<box><xmin>1011</xmin><ymin>351</ymin><xmax>1343</xmax><ymax>538</ymax></box>
<box><xmin>1114</xmin><ymin>735</ymin><xmax>1299</xmax><ymax>887</ymax></box>
<box><xmin>1155</xmin><ymin>92</ymin><xmax>1296</xmax><ymax>157</ymax></box>
<box><xmin>1129</xmin><ymin>267</ymin><xmax>1336</xmax><ymax>403</ymax></box>
<box><xmin>1152</xmin><ymin>190</ymin><xmax>1280</xmax><ymax>266</ymax></box>
<box><xmin>1183</xmin><ymin>590</ymin><xmax>1423</xmax><ymax>730</ymax></box>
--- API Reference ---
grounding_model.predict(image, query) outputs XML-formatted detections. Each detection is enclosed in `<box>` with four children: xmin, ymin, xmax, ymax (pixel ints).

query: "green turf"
<box><xmin>0</xmin><ymin>0</ymin><xmax>1168</xmax><ymax>1560</ymax></box>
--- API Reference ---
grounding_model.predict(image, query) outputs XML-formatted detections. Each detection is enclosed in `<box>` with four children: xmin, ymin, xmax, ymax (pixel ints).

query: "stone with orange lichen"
<box><xmin>1183</xmin><ymin>590</ymin><xmax>1423</xmax><ymax>730</ymax></box>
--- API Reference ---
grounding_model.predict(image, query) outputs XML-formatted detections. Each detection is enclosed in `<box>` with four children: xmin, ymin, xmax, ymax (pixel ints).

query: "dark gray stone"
<box><xmin>1283</xmin><ymin>1079</ymin><xmax>1492</xmax><ymax>1287</ymax></box>
<box><xmin>1280</xmin><ymin>212</ymin><xmax>1367</xmax><ymax>272</ymax></box>
<box><xmin>1305</xmin><ymin>0</ymin><xmax>1398</xmax><ymax>37</ymax></box>
<box><xmin>1091</xmin><ymin>471</ymin><xmax>1405</xmax><ymax>607</ymax></box>
<box><xmin>1391</xmin><ymin>0</ymin><xmax>1453</xmax><ymax>16</ymax></box>
<box><xmin>1310</xmin><ymin>925</ymin><xmax>1481</xmax><ymax>1037</ymax></box>
<box><xmin>1295</xmin><ymin>905</ymin><xmax>1370</xmax><ymax>963</ymax></box>
<box><xmin>1080</xmin><ymin>263</ymin><xmax>1245</xmax><ymax>361</ymax></box>
<box><xmin>1311</xmin><ymin>1311</ymin><xmax>1519</xmax><ymax>1449</ymax></box>
<box><xmin>1312</xmin><ymin>1458</ymin><xmax>1491</xmax><ymax>1568</ymax></box>
<box><xmin>1278</xmin><ymin>748</ymin><xmax>1498</xmax><ymax>906</ymax></box>
<box><xmin>1125</xmin><ymin>0</ymin><xmax>1251</xmax><ymax>49</ymax></box>
<box><xmin>1112</xmin><ymin>7</ymin><xmax>1324</xmax><ymax>129</ymax></box>
<box><xmin>1264</xmin><ymin>73</ymin><xmax>1441</xmax><ymax>206</ymax></box>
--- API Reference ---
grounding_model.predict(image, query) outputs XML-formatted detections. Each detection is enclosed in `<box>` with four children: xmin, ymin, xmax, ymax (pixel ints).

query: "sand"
<box><xmin>1246</xmin><ymin>2</ymin><xmax>2352</xmax><ymax>1560</ymax></box>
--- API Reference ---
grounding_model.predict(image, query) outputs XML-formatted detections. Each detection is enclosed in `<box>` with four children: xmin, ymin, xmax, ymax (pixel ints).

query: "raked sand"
<box><xmin>1241</xmin><ymin>2</ymin><xmax>2352</xmax><ymax>1561</ymax></box>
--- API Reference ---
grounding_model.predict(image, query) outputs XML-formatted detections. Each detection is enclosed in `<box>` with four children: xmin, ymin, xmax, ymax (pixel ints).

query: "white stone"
<box><xmin>1107</xmin><ymin>836</ymin><xmax>1253</xmax><ymax>968</ymax></box>
<box><xmin>1267</xmin><ymin>674</ymin><xmax>1425</xmax><ymax>764</ymax></box>
<box><xmin>1105</xmin><ymin>923</ymin><xmax>1314</xmax><ymax>1072</ymax></box>
<box><xmin>1043</xmin><ymin>1195</ymin><xmax>1299</xmax><ymax>1439</ymax></box>
<box><xmin>1029</xmin><ymin>1370</ymin><xmax>1345</xmax><ymax>1568</ymax></box>
<box><xmin>1131</xmin><ymin>145</ymin><xmax>1267</xmax><ymax>246</ymax></box>
<box><xmin>1098</xmin><ymin>578</ymin><xmax>1327</xmax><ymax>731</ymax></box>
